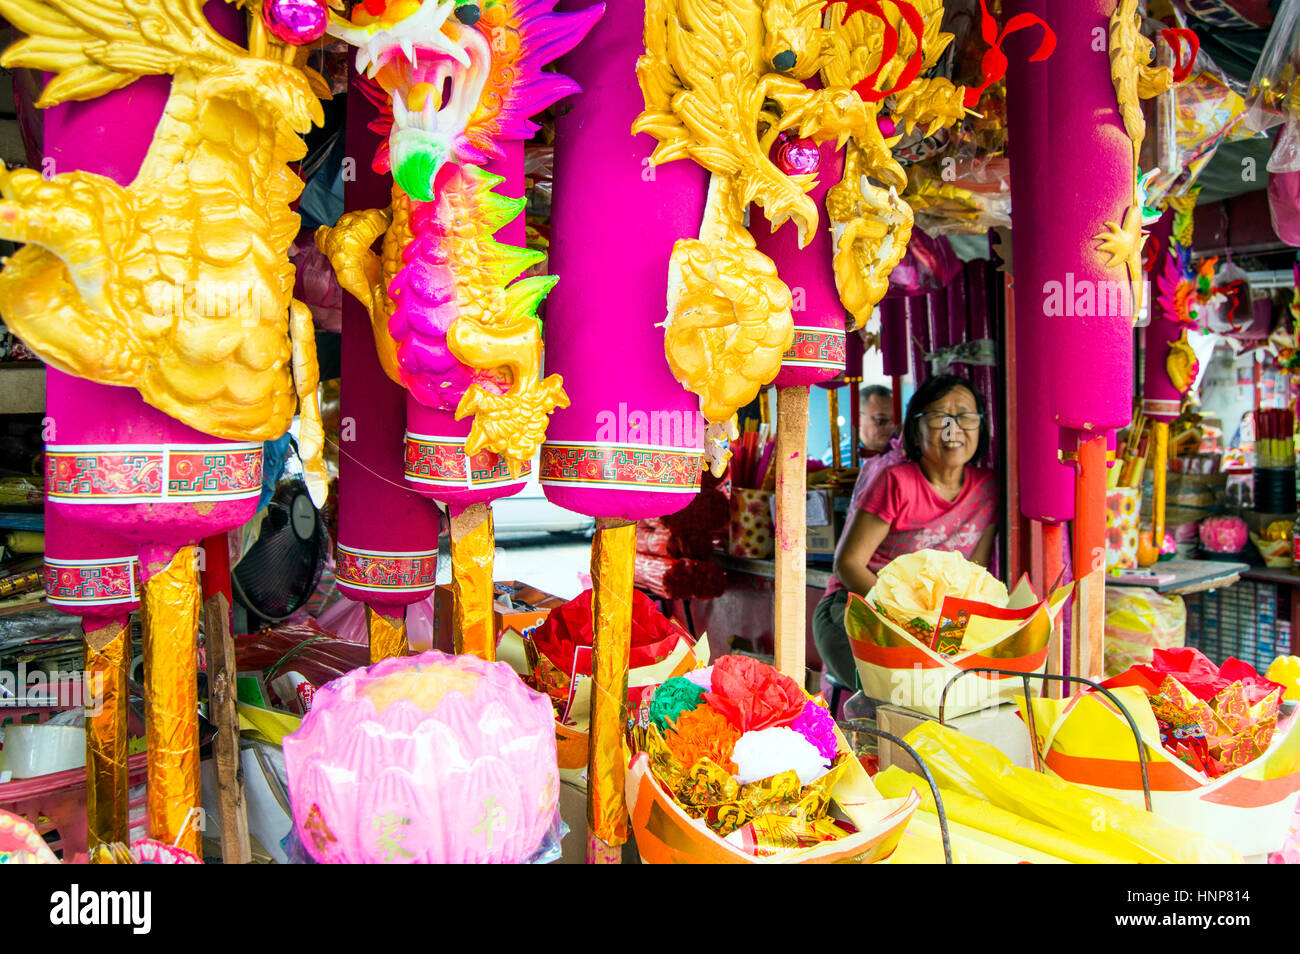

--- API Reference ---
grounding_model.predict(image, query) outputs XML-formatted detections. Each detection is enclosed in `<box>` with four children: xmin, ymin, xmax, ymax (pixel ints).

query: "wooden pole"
<box><xmin>1072</xmin><ymin>436</ymin><xmax>1108</xmax><ymax>684</ymax></box>
<box><xmin>1040</xmin><ymin>521</ymin><xmax>1065</xmax><ymax>698</ymax></box>
<box><xmin>828</xmin><ymin>388</ymin><xmax>841</xmax><ymax>470</ymax></box>
<box><xmin>774</xmin><ymin>386</ymin><xmax>809</xmax><ymax>684</ymax></box>
<box><xmin>203</xmin><ymin>592</ymin><xmax>251</xmax><ymax>864</ymax></box>
<box><xmin>586</xmin><ymin>517</ymin><xmax>634</xmax><ymax>864</ymax></box>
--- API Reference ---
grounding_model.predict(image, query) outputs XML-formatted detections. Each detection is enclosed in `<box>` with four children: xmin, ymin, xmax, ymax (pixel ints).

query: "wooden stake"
<box><xmin>828</xmin><ymin>389</ymin><xmax>841</xmax><ymax>470</ymax></box>
<box><xmin>203</xmin><ymin>592</ymin><xmax>251</xmax><ymax>865</ymax></box>
<box><xmin>1040</xmin><ymin>521</ymin><xmax>1065</xmax><ymax>699</ymax></box>
<box><xmin>774</xmin><ymin>386</ymin><xmax>809</xmax><ymax>684</ymax></box>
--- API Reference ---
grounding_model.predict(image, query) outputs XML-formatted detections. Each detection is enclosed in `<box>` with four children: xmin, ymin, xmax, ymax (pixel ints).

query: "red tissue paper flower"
<box><xmin>704</xmin><ymin>654</ymin><xmax>807</xmax><ymax>732</ymax></box>
<box><xmin>530</xmin><ymin>587</ymin><xmax>689</xmax><ymax>677</ymax></box>
<box><xmin>1105</xmin><ymin>647</ymin><xmax>1284</xmax><ymax>704</ymax></box>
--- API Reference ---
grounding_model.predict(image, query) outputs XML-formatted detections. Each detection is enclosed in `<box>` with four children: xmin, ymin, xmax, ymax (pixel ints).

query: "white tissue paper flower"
<box><xmin>732</xmin><ymin>726</ymin><xmax>831</xmax><ymax>787</ymax></box>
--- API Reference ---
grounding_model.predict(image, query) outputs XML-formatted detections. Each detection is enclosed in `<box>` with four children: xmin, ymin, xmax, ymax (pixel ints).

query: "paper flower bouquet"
<box><xmin>1021</xmin><ymin>647</ymin><xmax>1300</xmax><ymax>857</ymax></box>
<box><xmin>845</xmin><ymin>550</ymin><xmax>1071</xmax><ymax>717</ymax></box>
<box><xmin>626</xmin><ymin>655</ymin><xmax>919</xmax><ymax>864</ymax></box>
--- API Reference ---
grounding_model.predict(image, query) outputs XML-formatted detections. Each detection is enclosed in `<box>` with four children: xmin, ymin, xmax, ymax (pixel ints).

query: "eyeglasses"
<box><xmin>918</xmin><ymin>411</ymin><xmax>982</xmax><ymax>431</ymax></box>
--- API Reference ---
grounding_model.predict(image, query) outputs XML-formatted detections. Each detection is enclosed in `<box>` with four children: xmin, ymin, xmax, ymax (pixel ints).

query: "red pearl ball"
<box><xmin>263</xmin><ymin>0</ymin><xmax>328</xmax><ymax>45</ymax></box>
<box><xmin>774</xmin><ymin>137</ymin><xmax>820</xmax><ymax>177</ymax></box>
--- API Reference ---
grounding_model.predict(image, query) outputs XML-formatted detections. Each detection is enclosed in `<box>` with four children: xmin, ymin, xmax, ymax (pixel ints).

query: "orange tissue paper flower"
<box><xmin>666</xmin><ymin>704</ymin><xmax>742</xmax><ymax>774</ymax></box>
<box><xmin>704</xmin><ymin>654</ymin><xmax>807</xmax><ymax>732</ymax></box>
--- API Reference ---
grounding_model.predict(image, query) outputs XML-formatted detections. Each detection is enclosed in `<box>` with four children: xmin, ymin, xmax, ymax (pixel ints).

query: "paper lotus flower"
<box><xmin>872</xmin><ymin>549</ymin><xmax>1009</xmax><ymax>625</ymax></box>
<box><xmin>283</xmin><ymin>650</ymin><xmax>560</xmax><ymax>864</ymax></box>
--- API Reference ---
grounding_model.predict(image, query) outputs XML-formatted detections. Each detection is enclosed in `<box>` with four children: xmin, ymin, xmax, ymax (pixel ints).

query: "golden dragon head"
<box><xmin>326</xmin><ymin>0</ymin><xmax>602</xmax><ymax>201</ymax></box>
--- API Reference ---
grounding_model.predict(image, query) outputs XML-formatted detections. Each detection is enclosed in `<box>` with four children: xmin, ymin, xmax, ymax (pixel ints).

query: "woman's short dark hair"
<box><xmin>902</xmin><ymin>374</ymin><xmax>990</xmax><ymax>464</ymax></box>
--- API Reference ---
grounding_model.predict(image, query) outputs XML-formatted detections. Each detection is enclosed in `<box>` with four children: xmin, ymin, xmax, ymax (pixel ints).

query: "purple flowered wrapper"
<box><xmin>792</xmin><ymin>700</ymin><xmax>839</xmax><ymax>762</ymax></box>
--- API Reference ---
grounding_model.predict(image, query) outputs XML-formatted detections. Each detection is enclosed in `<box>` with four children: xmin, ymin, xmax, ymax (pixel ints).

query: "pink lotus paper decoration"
<box><xmin>283</xmin><ymin>650</ymin><xmax>560</xmax><ymax>864</ymax></box>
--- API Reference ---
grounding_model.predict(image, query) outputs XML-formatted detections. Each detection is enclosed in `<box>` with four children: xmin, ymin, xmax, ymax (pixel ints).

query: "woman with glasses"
<box><xmin>813</xmin><ymin>373</ymin><xmax>999</xmax><ymax>692</ymax></box>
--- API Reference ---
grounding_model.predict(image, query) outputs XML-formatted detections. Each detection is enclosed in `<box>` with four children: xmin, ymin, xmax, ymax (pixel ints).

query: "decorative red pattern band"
<box><xmin>539</xmin><ymin>443</ymin><xmax>703</xmax><ymax>492</ymax></box>
<box><xmin>45</xmin><ymin>444</ymin><xmax>263</xmax><ymax>504</ymax></box>
<box><xmin>44</xmin><ymin>556</ymin><xmax>139</xmax><ymax>607</ymax></box>
<box><xmin>335</xmin><ymin>544</ymin><xmax>439</xmax><ymax>595</ymax></box>
<box><xmin>782</xmin><ymin>327</ymin><xmax>847</xmax><ymax>369</ymax></box>
<box><xmin>404</xmin><ymin>433</ymin><xmax>530</xmax><ymax>488</ymax></box>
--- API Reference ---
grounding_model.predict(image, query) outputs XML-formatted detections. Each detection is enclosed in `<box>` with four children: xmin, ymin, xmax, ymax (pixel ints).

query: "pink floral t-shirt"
<box><xmin>825</xmin><ymin>462</ymin><xmax>997</xmax><ymax>596</ymax></box>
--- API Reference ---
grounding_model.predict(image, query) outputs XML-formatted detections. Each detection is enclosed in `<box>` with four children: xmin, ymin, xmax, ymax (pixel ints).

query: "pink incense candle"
<box><xmin>928</xmin><ymin>286</ymin><xmax>950</xmax><ymax>354</ymax></box>
<box><xmin>1142</xmin><ymin>213</ymin><xmax>1183</xmax><ymax>423</ymax></box>
<box><xmin>1005</xmin><ymin>0</ymin><xmax>1075</xmax><ymax>522</ymax></box>
<box><xmin>335</xmin><ymin>64</ymin><xmax>440</xmax><ymax>618</ymax></box>
<box><xmin>879</xmin><ymin>297</ymin><xmax>910</xmax><ymax>378</ymax></box>
<box><xmin>402</xmin><ymin>142</ymin><xmax>532</xmax><ymax>516</ymax></box>
<box><xmin>754</xmin><ymin>105</ymin><xmax>847</xmax><ymax>390</ymax></box>
<box><xmin>541</xmin><ymin>0</ymin><xmax>706</xmax><ymax>521</ymax></box>
<box><xmin>905</xmin><ymin>294</ymin><xmax>930</xmax><ymax>386</ymax></box>
<box><xmin>946</xmin><ymin>269</ymin><xmax>969</xmax><ymax>348</ymax></box>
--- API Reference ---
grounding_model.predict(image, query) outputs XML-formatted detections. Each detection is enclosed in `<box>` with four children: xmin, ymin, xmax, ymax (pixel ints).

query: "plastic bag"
<box><xmin>1245</xmin><ymin>0</ymin><xmax>1300</xmax><ymax>133</ymax></box>
<box><xmin>901</xmin><ymin>721</ymin><xmax>1241</xmax><ymax>863</ymax></box>
<box><xmin>1104</xmin><ymin>587</ymin><xmax>1187</xmax><ymax>677</ymax></box>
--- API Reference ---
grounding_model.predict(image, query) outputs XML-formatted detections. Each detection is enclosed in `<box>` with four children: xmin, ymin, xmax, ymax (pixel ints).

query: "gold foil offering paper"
<box><xmin>635</xmin><ymin>723</ymin><xmax>850</xmax><ymax>837</ymax></box>
<box><xmin>449</xmin><ymin>503</ymin><xmax>496</xmax><ymax>661</ymax></box>
<box><xmin>143</xmin><ymin>546</ymin><xmax>202</xmax><ymax>856</ymax></box>
<box><xmin>84</xmin><ymin>620</ymin><xmax>130</xmax><ymax>850</ymax></box>
<box><xmin>725</xmin><ymin>813</ymin><xmax>847</xmax><ymax>857</ymax></box>
<box><xmin>365</xmin><ymin>606</ymin><xmax>407</xmax><ymax>665</ymax></box>
<box><xmin>588</xmin><ymin>522</ymin><xmax>636</xmax><ymax>849</ymax></box>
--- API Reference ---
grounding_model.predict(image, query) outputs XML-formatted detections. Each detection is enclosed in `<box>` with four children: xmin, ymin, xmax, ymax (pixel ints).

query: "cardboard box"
<box><xmin>875</xmin><ymin>701</ymin><xmax>1034</xmax><ymax>775</ymax></box>
<box><xmin>806</xmin><ymin>488</ymin><xmax>839</xmax><ymax>561</ymax></box>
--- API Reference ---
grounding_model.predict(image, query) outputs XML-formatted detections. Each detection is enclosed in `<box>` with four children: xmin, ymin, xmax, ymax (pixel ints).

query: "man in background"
<box><xmin>859</xmin><ymin>384</ymin><xmax>897</xmax><ymax>458</ymax></box>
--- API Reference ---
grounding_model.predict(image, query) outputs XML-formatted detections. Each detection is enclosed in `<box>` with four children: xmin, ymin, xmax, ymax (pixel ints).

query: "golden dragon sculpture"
<box><xmin>635</xmin><ymin>0</ymin><xmax>967</xmax><ymax>469</ymax></box>
<box><xmin>0</xmin><ymin>0</ymin><xmax>329</xmax><ymax>502</ymax></box>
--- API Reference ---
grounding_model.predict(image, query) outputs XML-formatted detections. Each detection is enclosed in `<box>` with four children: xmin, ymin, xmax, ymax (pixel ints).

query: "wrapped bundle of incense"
<box><xmin>401</xmin><ymin>145</ymin><xmax>535</xmax><ymax>660</ymax></box>
<box><xmin>319</xmin><ymin>2</ymin><xmax>603</xmax><ymax>662</ymax></box>
<box><xmin>546</xmin><ymin>0</ymin><xmax>700</xmax><ymax>864</ymax></box>
<box><xmin>634</xmin><ymin>553</ymin><xmax>725</xmax><ymax>601</ymax></box>
<box><xmin>333</xmin><ymin>63</ymin><xmax>441</xmax><ymax>664</ymax></box>
<box><xmin>754</xmin><ymin>128</ymin><xmax>850</xmax><ymax>681</ymax></box>
<box><xmin>1005</xmin><ymin>0</ymin><xmax>1088</xmax><ymax>527</ymax></box>
<box><xmin>30</xmin><ymin>2</ymin><xmax>267</xmax><ymax>849</ymax></box>
<box><xmin>636</xmin><ymin>521</ymin><xmax>713</xmax><ymax>561</ymax></box>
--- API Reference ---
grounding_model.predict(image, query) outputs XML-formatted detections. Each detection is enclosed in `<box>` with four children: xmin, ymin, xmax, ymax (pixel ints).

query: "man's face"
<box><xmin>860</xmin><ymin>394</ymin><xmax>895</xmax><ymax>452</ymax></box>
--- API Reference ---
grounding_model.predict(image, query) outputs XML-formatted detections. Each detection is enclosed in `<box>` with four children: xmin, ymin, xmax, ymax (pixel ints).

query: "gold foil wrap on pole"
<box><xmin>587</xmin><ymin>519</ymin><xmax>635</xmax><ymax>863</ymax></box>
<box><xmin>143</xmin><ymin>546</ymin><xmax>202</xmax><ymax>855</ymax></box>
<box><xmin>366</xmin><ymin>606</ymin><xmax>408</xmax><ymax>664</ymax></box>
<box><xmin>449</xmin><ymin>502</ymin><xmax>496</xmax><ymax>661</ymax></box>
<box><xmin>84</xmin><ymin>619</ymin><xmax>130</xmax><ymax>851</ymax></box>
